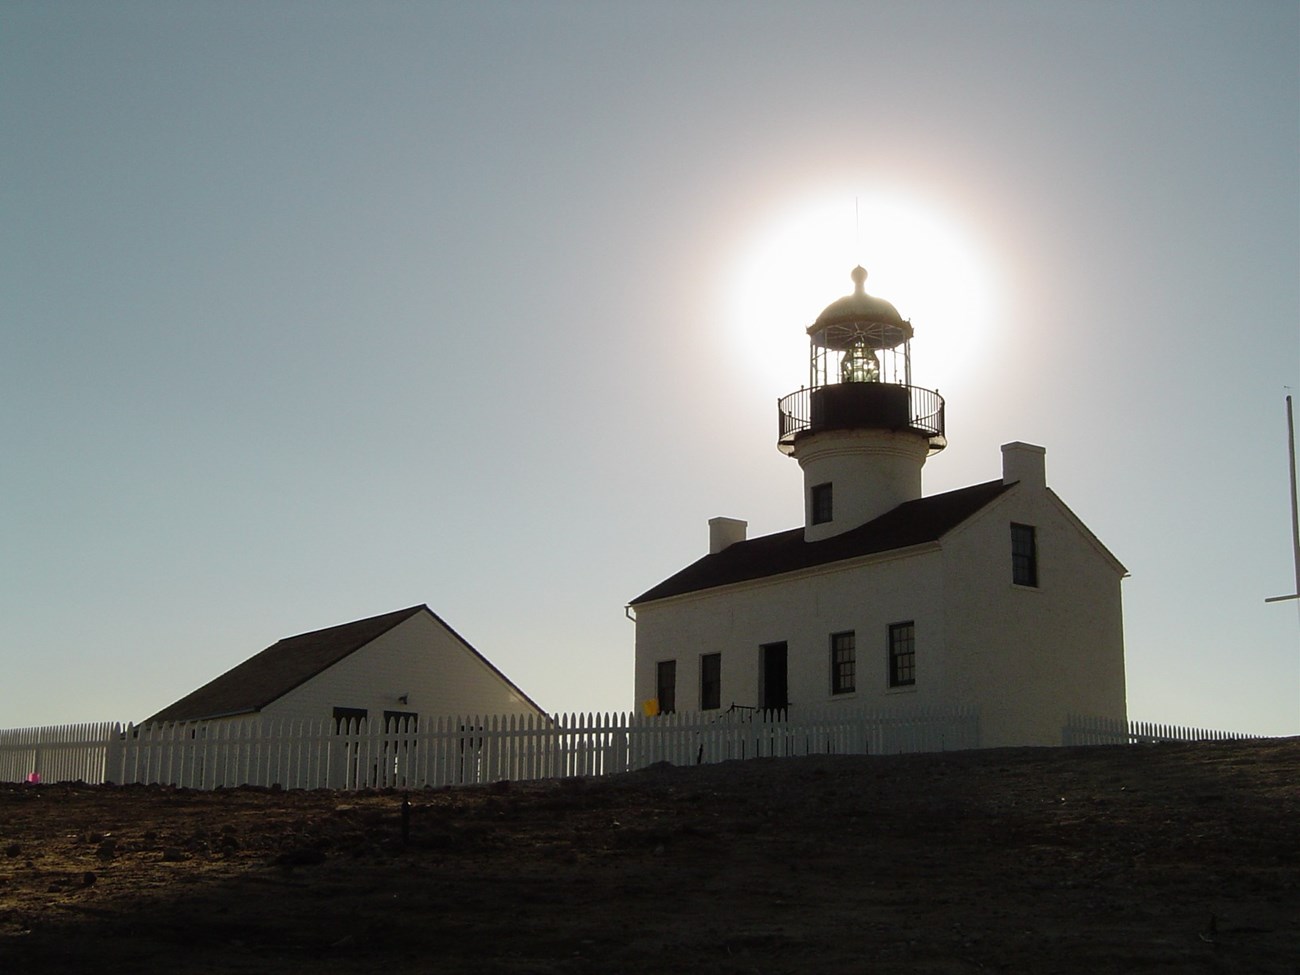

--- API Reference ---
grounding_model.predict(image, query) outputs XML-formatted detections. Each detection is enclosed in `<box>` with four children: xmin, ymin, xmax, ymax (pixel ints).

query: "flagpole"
<box><xmin>1265</xmin><ymin>393</ymin><xmax>1300</xmax><ymax>603</ymax></box>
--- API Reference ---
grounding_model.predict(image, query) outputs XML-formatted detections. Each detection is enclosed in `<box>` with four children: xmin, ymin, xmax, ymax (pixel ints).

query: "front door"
<box><xmin>759</xmin><ymin>642</ymin><xmax>788</xmax><ymax>714</ymax></box>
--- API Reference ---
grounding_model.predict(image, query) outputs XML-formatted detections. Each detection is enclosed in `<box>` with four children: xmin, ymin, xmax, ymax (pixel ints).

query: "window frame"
<box><xmin>383</xmin><ymin>709</ymin><xmax>418</xmax><ymax>731</ymax></box>
<box><xmin>655</xmin><ymin>659</ymin><xmax>677</xmax><ymax>714</ymax></box>
<box><xmin>888</xmin><ymin>622</ymin><xmax>916</xmax><ymax>688</ymax></box>
<box><xmin>699</xmin><ymin>652</ymin><xmax>722</xmax><ymax>711</ymax></box>
<box><xmin>811</xmin><ymin>482</ymin><xmax>833</xmax><ymax>525</ymax></box>
<box><xmin>1011</xmin><ymin>522</ymin><xmax>1039</xmax><ymax>588</ymax></box>
<box><xmin>332</xmin><ymin>706</ymin><xmax>368</xmax><ymax>733</ymax></box>
<box><xmin>830</xmin><ymin>630</ymin><xmax>856</xmax><ymax>695</ymax></box>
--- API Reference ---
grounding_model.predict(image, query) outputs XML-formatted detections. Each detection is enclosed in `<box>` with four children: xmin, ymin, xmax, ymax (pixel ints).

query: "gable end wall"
<box><xmin>940</xmin><ymin>485</ymin><xmax>1127</xmax><ymax>747</ymax></box>
<box><xmin>245</xmin><ymin>612</ymin><xmax>544</xmax><ymax>726</ymax></box>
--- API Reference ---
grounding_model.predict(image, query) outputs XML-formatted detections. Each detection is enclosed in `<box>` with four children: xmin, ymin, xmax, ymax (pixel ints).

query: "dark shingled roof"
<box><xmin>144</xmin><ymin>605</ymin><xmax>427</xmax><ymax>724</ymax></box>
<box><xmin>630</xmin><ymin>480</ymin><xmax>1014</xmax><ymax>606</ymax></box>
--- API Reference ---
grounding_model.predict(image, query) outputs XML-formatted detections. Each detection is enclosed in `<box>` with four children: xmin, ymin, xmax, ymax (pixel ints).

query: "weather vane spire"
<box><xmin>854</xmin><ymin>196</ymin><xmax>861</xmax><ymax>263</ymax></box>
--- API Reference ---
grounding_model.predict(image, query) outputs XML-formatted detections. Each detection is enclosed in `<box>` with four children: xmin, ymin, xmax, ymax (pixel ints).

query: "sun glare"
<box><xmin>728</xmin><ymin>192</ymin><xmax>997</xmax><ymax>397</ymax></box>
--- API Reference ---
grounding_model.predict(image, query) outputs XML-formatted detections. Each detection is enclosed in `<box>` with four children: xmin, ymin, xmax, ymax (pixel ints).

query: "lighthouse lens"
<box><xmin>840</xmin><ymin>342</ymin><xmax>878</xmax><ymax>383</ymax></box>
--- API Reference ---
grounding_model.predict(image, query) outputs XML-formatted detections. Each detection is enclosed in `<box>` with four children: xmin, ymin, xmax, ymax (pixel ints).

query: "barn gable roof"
<box><xmin>143</xmin><ymin>605</ymin><xmax>428</xmax><ymax>724</ymax></box>
<box><xmin>629</xmin><ymin>479</ymin><xmax>1014</xmax><ymax>606</ymax></box>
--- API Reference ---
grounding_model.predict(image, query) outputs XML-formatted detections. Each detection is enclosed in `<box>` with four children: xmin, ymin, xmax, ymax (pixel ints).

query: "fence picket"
<box><xmin>1061</xmin><ymin>714</ymin><xmax>1257</xmax><ymax>747</ymax></box>
<box><xmin>0</xmin><ymin>708</ymin><xmax>1259</xmax><ymax>791</ymax></box>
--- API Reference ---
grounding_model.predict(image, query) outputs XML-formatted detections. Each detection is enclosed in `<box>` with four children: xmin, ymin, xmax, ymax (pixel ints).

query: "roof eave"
<box><xmin>142</xmin><ymin>705</ymin><xmax>262</xmax><ymax>726</ymax></box>
<box><xmin>1045</xmin><ymin>488</ymin><xmax>1129</xmax><ymax>576</ymax></box>
<box><xmin>419</xmin><ymin>606</ymin><xmax>550</xmax><ymax>717</ymax></box>
<box><xmin>631</xmin><ymin>540</ymin><xmax>943</xmax><ymax>609</ymax></box>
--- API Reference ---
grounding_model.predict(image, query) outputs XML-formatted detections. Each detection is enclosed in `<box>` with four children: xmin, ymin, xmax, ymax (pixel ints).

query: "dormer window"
<box><xmin>811</xmin><ymin>482</ymin><xmax>833</xmax><ymax>525</ymax></box>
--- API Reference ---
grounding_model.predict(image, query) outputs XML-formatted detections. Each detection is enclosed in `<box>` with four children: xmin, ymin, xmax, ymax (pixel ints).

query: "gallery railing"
<box><xmin>777</xmin><ymin>383</ymin><xmax>946</xmax><ymax>454</ymax></box>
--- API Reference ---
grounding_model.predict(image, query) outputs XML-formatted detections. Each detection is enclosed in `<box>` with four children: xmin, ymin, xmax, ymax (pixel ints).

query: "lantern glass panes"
<box><xmin>840</xmin><ymin>337</ymin><xmax>879</xmax><ymax>383</ymax></box>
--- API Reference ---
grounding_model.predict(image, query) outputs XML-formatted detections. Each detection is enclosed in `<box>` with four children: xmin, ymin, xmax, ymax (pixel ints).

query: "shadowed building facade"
<box><xmin>145</xmin><ymin>605</ymin><xmax>545</xmax><ymax>729</ymax></box>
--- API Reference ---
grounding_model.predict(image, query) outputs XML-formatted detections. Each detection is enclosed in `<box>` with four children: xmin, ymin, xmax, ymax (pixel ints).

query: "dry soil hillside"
<box><xmin>1</xmin><ymin>738</ymin><xmax>1297</xmax><ymax>974</ymax></box>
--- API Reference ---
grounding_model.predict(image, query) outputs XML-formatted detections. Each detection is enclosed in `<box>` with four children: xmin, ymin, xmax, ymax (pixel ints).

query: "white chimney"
<box><xmin>709</xmin><ymin>516</ymin><xmax>748</xmax><ymax>554</ymax></box>
<box><xmin>1001</xmin><ymin>442</ymin><xmax>1047</xmax><ymax>491</ymax></box>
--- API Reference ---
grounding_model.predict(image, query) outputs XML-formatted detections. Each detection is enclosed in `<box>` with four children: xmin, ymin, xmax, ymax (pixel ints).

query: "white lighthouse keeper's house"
<box><xmin>629</xmin><ymin>267</ymin><xmax>1127</xmax><ymax>748</ymax></box>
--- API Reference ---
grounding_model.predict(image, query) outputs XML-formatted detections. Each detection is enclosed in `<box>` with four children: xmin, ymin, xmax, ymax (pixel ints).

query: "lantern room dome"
<box><xmin>809</xmin><ymin>265</ymin><xmax>912</xmax><ymax>347</ymax></box>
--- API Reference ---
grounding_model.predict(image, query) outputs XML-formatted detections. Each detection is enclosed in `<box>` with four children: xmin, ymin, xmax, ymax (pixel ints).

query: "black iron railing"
<box><xmin>777</xmin><ymin>383</ymin><xmax>946</xmax><ymax>455</ymax></box>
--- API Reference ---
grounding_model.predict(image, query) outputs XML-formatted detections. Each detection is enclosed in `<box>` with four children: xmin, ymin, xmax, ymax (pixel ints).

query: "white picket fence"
<box><xmin>0</xmin><ymin>722</ymin><xmax>117</xmax><ymax>785</ymax></box>
<box><xmin>0</xmin><ymin>705</ymin><xmax>980</xmax><ymax>790</ymax></box>
<box><xmin>1061</xmin><ymin>714</ymin><xmax>1258</xmax><ymax>746</ymax></box>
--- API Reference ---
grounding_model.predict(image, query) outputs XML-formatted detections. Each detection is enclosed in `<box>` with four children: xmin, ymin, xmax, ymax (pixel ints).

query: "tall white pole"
<box><xmin>1265</xmin><ymin>394</ymin><xmax>1300</xmax><ymax>604</ymax></box>
<box><xmin>1259</xmin><ymin>394</ymin><xmax>1300</xmax><ymax>736</ymax></box>
<box><xmin>1289</xmin><ymin>394</ymin><xmax>1299</xmax><ymax>598</ymax></box>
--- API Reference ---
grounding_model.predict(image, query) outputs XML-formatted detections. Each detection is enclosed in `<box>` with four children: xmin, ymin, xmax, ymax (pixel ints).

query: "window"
<box><xmin>332</xmin><ymin>706</ymin><xmax>368</xmax><ymax>732</ymax></box>
<box><xmin>1011</xmin><ymin>523</ymin><xmax>1038</xmax><ymax>587</ymax></box>
<box><xmin>383</xmin><ymin>710</ymin><xmax>418</xmax><ymax>731</ymax></box>
<box><xmin>699</xmin><ymin>653</ymin><xmax>721</xmax><ymax>710</ymax></box>
<box><xmin>888</xmin><ymin>622</ymin><xmax>915</xmax><ymax>687</ymax></box>
<box><xmin>656</xmin><ymin>659</ymin><xmax>677</xmax><ymax>714</ymax></box>
<box><xmin>831</xmin><ymin>631</ymin><xmax>856</xmax><ymax>694</ymax></box>
<box><xmin>811</xmin><ymin>482</ymin><xmax>833</xmax><ymax>525</ymax></box>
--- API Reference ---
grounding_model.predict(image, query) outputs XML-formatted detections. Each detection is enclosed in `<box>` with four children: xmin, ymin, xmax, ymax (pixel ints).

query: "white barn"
<box><xmin>629</xmin><ymin>268</ymin><xmax>1127</xmax><ymax>748</ymax></box>
<box><xmin>144</xmin><ymin>605</ymin><xmax>545</xmax><ymax>728</ymax></box>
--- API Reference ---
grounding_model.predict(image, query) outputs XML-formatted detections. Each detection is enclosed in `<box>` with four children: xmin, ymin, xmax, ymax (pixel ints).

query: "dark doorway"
<box><xmin>759</xmin><ymin>642</ymin><xmax>788</xmax><ymax>713</ymax></box>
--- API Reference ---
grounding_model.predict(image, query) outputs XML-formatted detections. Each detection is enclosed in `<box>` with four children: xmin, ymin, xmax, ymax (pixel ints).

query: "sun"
<box><xmin>726</xmin><ymin>191</ymin><xmax>998</xmax><ymax>397</ymax></box>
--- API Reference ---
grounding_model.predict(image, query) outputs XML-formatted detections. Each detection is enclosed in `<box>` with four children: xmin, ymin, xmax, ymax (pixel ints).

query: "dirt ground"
<box><xmin>1</xmin><ymin>738</ymin><xmax>1297</xmax><ymax>974</ymax></box>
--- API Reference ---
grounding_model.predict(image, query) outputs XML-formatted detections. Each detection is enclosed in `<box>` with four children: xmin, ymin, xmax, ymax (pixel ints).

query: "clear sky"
<box><xmin>3</xmin><ymin>1</ymin><xmax>1298</xmax><ymax>736</ymax></box>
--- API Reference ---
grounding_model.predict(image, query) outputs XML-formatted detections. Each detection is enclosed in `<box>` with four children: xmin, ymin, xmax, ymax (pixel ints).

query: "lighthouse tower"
<box><xmin>777</xmin><ymin>266</ymin><xmax>946</xmax><ymax>541</ymax></box>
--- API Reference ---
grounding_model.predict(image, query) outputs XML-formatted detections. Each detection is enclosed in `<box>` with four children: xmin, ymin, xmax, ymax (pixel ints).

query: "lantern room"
<box><xmin>808</xmin><ymin>264</ymin><xmax>912</xmax><ymax>387</ymax></box>
<box><xmin>778</xmin><ymin>265</ymin><xmax>946</xmax><ymax>457</ymax></box>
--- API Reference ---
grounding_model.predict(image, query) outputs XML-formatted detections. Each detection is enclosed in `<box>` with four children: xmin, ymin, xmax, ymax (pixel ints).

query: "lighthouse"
<box><xmin>630</xmin><ymin>261</ymin><xmax>1127</xmax><ymax>747</ymax></box>
<box><xmin>777</xmin><ymin>266</ymin><xmax>946</xmax><ymax>541</ymax></box>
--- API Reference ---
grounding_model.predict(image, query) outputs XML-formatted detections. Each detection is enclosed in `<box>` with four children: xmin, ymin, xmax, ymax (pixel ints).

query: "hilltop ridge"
<box><xmin>2</xmin><ymin>737</ymin><xmax>1298</xmax><ymax>973</ymax></box>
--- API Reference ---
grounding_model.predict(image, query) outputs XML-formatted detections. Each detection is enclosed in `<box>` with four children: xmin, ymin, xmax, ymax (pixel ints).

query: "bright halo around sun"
<box><xmin>727</xmin><ymin>192</ymin><xmax>998</xmax><ymax>397</ymax></box>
